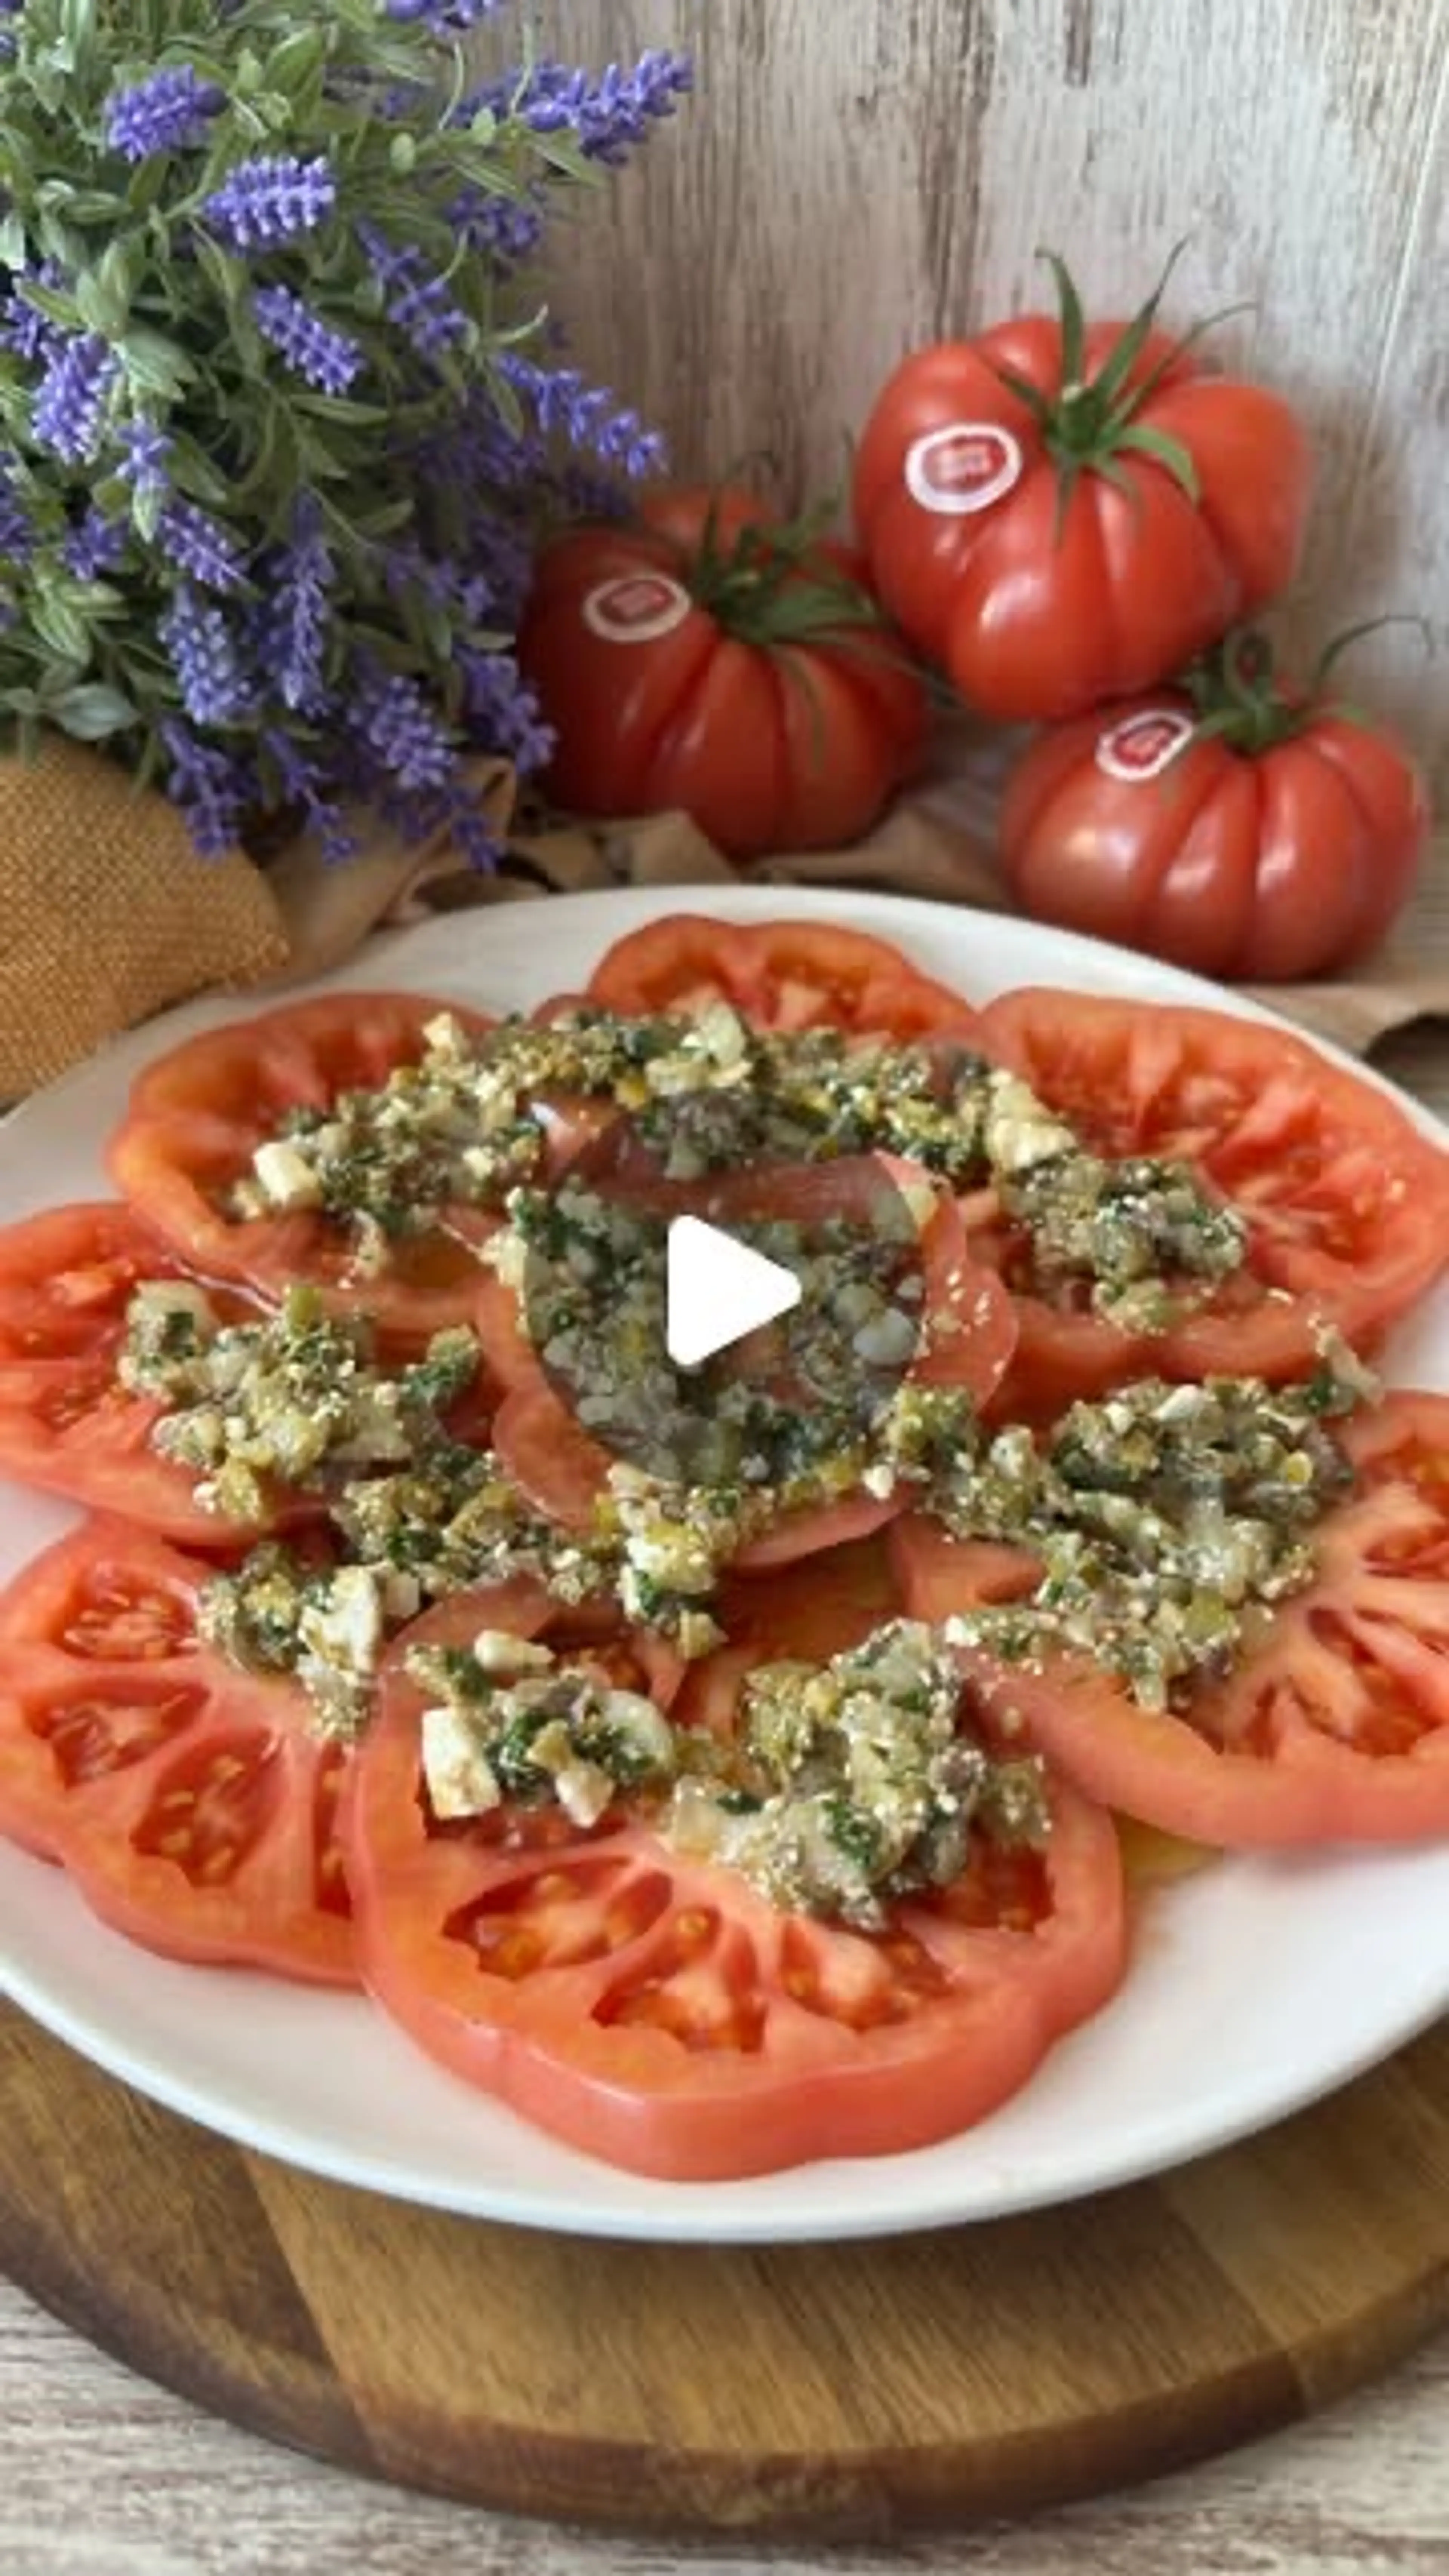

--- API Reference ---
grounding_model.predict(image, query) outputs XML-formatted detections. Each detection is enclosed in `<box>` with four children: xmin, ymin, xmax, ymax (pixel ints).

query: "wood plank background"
<box><xmin>488</xmin><ymin>2</ymin><xmax>1449</xmax><ymax>800</ymax></box>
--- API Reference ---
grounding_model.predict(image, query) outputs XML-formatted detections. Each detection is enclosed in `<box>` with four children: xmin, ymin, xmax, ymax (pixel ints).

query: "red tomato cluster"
<box><xmin>3</xmin><ymin>920</ymin><xmax>1449</xmax><ymax>2181</ymax></box>
<box><xmin>518</xmin><ymin>254</ymin><xmax>1428</xmax><ymax>983</ymax></box>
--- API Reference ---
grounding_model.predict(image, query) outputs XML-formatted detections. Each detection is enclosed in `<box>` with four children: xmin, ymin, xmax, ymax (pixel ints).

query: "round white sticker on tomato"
<box><xmin>1095</xmin><ymin>708</ymin><xmax>1196</xmax><ymax>784</ymax></box>
<box><xmin>581</xmin><ymin>573</ymin><xmax>693</xmax><ymax>645</ymax></box>
<box><xmin>904</xmin><ymin>423</ymin><xmax>1024</xmax><ymax>517</ymax></box>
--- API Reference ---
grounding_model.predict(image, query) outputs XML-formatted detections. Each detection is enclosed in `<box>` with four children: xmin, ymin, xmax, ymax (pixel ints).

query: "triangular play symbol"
<box><xmin>665</xmin><ymin>1215</ymin><xmax>802</xmax><ymax>1369</ymax></box>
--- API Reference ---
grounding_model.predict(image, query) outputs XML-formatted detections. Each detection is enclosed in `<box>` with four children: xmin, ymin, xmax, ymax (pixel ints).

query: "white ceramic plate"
<box><xmin>3</xmin><ymin>886</ymin><xmax>1448</xmax><ymax>2246</ymax></box>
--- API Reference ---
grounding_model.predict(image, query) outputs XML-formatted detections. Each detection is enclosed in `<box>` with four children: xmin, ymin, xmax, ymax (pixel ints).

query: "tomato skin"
<box><xmin>0</xmin><ymin>1519</ymin><xmax>356</xmax><ymax>1981</ymax></box>
<box><xmin>854</xmin><ymin>319</ymin><xmax>1311</xmax><ymax>721</ymax></box>
<box><xmin>1000</xmin><ymin>694</ymin><xmax>1429</xmax><ymax>981</ymax></box>
<box><xmin>585</xmin><ymin>915</ymin><xmax>983</xmax><ymax>1040</ymax></box>
<box><xmin>106</xmin><ymin>991</ymin><xmax>499</xmax><ymax>1340</ymax></box>
<box><xmin>974</xmin><ymin>988</ymin><xmax>1449</xmax><ymax>1403</ymax></box>
<box><xmin>894</xmin><ymin>1393</ymin><xmax>1449</xmax><ymax>1847</ymax></box>
<box><xmin>344</xmin><ymin>1589</ymin><xmax>1127</xmax><ymax>2179</ymax></box>
<box><xmin>517</xmin><ymin>487</ymin><xmax>929</xmax><ymax>859</ymax></box>
<box><xmin>0</xmin><ymin>1203</ymin><xmax>331</xmax><ymax>1544</ymax></box>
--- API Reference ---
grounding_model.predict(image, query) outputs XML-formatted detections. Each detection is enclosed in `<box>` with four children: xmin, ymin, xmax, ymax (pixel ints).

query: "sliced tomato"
<box><xmin>0</xmin><ymin>1520</ymin><xmax>356</xmax><ymax>1982</ymax></box>
<box><xmin>975</xmin><ymin>988</ymin><xmax>1449</xmax><ymax>1404</ymax></box>
<box><xmin>106</xmin><ymin>991</ymin><xmax>497</xmax><ymax>1339</ymax></box>
<box><xmin>472</xmin><ymin>1265</ymin><xmax>542</xmax><ymax>1398</ymax></box>
<box><xmin>491</xmin><ymin>1378</ymin><xmax>905</xmax><ymax>1570</ymax></box>
<box><xmin>673</xmin><ymin>1537</ymin><xmax>908</xmax><ymax>1741</ymax></box>
<box><xmin>585</xmin><ymin>916</ymin><xmax>984</xmax><ymax>1040</ymax></box>
<box><xmin>344</xmin><ymin>1589</ymin><xmax>1126</xmax><ymax>2179</ymax></box>
<box><xmin>898</xmin><ymin>1392</ymin><xmax>1449</xmax><ymax>1847</ymax></box>
<box><xmin>0</xmin><ymin>1203</ymin><xmax>332</xmax><ymax>1544</ymax></box>
<box><xmin>490</xmin><ymin>1161</ymin><xmax>1016</xmax><ymax>1566</ymax></box>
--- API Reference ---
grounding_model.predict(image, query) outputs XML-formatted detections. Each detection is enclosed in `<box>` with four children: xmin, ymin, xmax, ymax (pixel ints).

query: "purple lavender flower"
<box><xmin>381</xmin><ymin>774</ymin><xmax>501</xmax><ymax>870</ymax></box>
<box><xmin>458</xmin><ymin>648</ymin><xmax>553</xmax><ymax>772</ymax></box>
<box><xmin>253</xmin><ymin>285</ymin><xmax>363</xmax><ymax>395</ymax></box>
<box><xmin>161</xmin><ymin>720</ymin><xmax>253</xmax><ymax>858</ymax></box>
<box><xmin>446</xmin><ymin>788</ymin><xmax>504</xmax><ymax>872</ymax></box>
<box><xmin>352</xmin><ymin>664</ymin><xmax>456</xmax><ymax>793</ymax></box>
<box><xmin>115</xmin><ymin>421</ymin><xmax>172</xmax><ymax>500</ymax></box>
<box><xmin>107</xmin><ymin>65</ymin><xmax>223</xmax><ymax>163</ymax></box>
<box><xmin>62</xmin><ymin>507</ymin><xmax>128</xmax><ymax>580</ymax></box>
<box><xmin>33</xmin><ymin>333</ymin><xmax>118</xmax><ymax>464</ymax></box>
<box><xmin>160</xmin><ymin>585</ymin><xmax>254</xmax><ymax>725</ymax></box>
<box><xmin>260</xmin><ymin>508</ymin><xmax>334</xmax><ymax>712</ymax></box>
<box><xmin>358</xmin><ymin>224</ymin><xmax>467</xmax><ymax>361</ymax></box>
<box><xmin>262</xmin><ymin>727</ymin><xmax>358</xmax><ymax>863</ymax></box>
<box><xmin>1</xmin><ymin>261</ymin><xmax>63</xmax><ymax>365</ymax></box>
<box><xmin>451</xmin><ymin>186</ymin><xmax>545</xmax><ymax>268</ymax></box>
<box><xmin>385</xmin><ymin>0</ymin><xmax>507</xmax><ymax>23</ymax></box>
<box><xmin>202</xmin><ymin>155</ymin><xmax>337</xmax><ymax>252</ymax></box>
<box><xmin>469</xmin><ymin>52</ymin><xmax>692</xmax><ymax>166</ymax></box>
<box><xmin>498</xmin><ymin>355</ymin><xmax>664</xmax><ymax>477</ymax></box>
<box><xmin>157</xmin><ymin>498</ymin><xmax>247</xmax><ymax>593</ymax></box>
<box><xmin>0</xmin><ymin>466</ymin><xmax>34</xmax><ymax>563</ymax></box>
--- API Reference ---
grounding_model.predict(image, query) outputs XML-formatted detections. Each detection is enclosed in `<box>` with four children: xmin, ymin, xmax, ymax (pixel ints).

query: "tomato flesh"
<box><xmin>894</xmin><ymin>1392</ymin><xmax>1449</xmax><ymax>1847</ymax></box>
<box><xmin>585</xmin><ymin>917</ymin><xmax>983</xmax><ymax>1040</ymax></box>
<box><xmin>0</xmin><ymin>1200</ymin><xmax>439</xmax><ymax>1542</ymax></box>
<box><xmin>975</xmin><ymin>988</ymin><xmax>1449</xmax><ymax>1401</ymax></box>
<box><xmin>344</xmin><ymin>1590</ymin><xmax>1127</xmax><ymax>2179</ymax></box>
<box><xmin>0</xmin><ymin>1520</ymin><xmax>357</xmax><ymax>1981</ymax></box>
<box><xmin>106</xmin><ymin>991</ymin><xmax>497</xmax><ymax>1339</ymax></box>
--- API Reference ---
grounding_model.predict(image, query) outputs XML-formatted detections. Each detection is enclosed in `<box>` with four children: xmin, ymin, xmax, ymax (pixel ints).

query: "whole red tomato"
<box><xmin>998</xmin><ymin>632</ymin><xmax>1429</xmax><ymax>981</ymax></box>
<box><xmin>516</xmin><ymin>484</ymin><xmax>928</xmax><ymax>858</ymax></box>
<box><xmin>854</xmin><ymin>252</ymin><xmax>1312</xmax><ymax>722</ymax></box>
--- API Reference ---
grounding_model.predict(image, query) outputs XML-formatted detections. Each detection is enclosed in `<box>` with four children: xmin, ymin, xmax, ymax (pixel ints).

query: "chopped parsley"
<box><xmin>120</xmin><ymin>1279</ymin><xmax>480</xmax><ymax>1524</ymax></box>
<box><xmin>937</xmin><ymin>1360</ymin><xmax>1371</xmax><ymax>1710</ymax></box>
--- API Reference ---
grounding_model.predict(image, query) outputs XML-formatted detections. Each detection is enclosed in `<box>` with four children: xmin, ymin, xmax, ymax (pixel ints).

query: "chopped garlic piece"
<box><xmin>421</xmin><ymin>1705</ymin><xmax>503</xmax><ymax>1819</ymax></box>
<box><xmin>250</xmin><ymin>1139</ymin><xmax>325</xmax><ymax>1211</ymax></box>
<box><xmin>471</xmin><ymin>1629</ymin><xmax>556</xmax><ymax>1676</ymax></box>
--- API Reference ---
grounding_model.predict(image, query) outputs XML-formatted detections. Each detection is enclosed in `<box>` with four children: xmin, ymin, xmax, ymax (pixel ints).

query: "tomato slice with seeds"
<box><xmin>895</xmin><ymin>1391</ymin><xmax>1449</xmax><ymax>1846</ymax></box>
<box><xmin>585</xmin><ymin>916</ymin><xmax>984</xmax><ymax>1040</ymax></box>
<box><xmin>344</xmin><ymin>1588</ymin><xmax>1126</xmax><ymax>2179</ymax></box>
<box><xmin>490</xmin><ymin>1164</ymin><xmax>1015</xmax><ymax>1566</ymax></box>
<box><xmin>0</xmin><ymin>1519</ymin><xmax>356</xmax><ymax>1982</ymax></box>
<box><xmin>0</xmin><ymin>1202</ymin><xmax>335</xmax><ymax>1543</ymax></box>
<box><xmin>974</xmin><ymin>989</ymin><xmax>1449</xmax><ymax>1407</ymax></box>
<box><xmin>106</xmin><ymin>990</ymin><xmax>499</xmax><ymax>1339</ymax></box>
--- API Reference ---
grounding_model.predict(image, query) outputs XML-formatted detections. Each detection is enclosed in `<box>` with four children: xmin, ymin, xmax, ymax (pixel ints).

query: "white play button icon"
<box><xmin>665</xmin><ymin>1215</ymin><xmax>802</xmax><ymax>1370</ymax></box>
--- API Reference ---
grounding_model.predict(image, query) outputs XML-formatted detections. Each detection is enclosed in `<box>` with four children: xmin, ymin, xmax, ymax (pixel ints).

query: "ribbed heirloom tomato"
<box><xmin>489</xmin><ymin>1157</ymin><xmax>1018</xmax><ymax>1565</ymax></box>
<box><xmin>343</xmin><ymin>1584</ymin><xmax>1126</xmax><ymax>2179</ymax></box>
<box><xmin>517</xmin><ymin>486</ymin><xmax>929</xmax><ymax>857</ymax></box>
<box><xmin>854</xmin><ymin>255</ymin><xmax>1311</xmax><ymax>720</ymax></box>
<box><xmin>999</xmin><ymin>634</ymin><xmax>1429</xmax><ymax>981</ymax></box>
<box><xmin>107</xmin><ymin>990</ymin><xmax>497</xmax><ymax>1338</ymax></box>
<box><xmin>894</xmin><ymin>1393</ymin><xmax>1449</xmax><ymax>1847</ymax></box>
<box><xmin>972</xmin><ymin>987</ymin><xmax>1449</xmax><ymax>1413</ymax></box>
<box><xmin>0</xmin><ymin>1201</ymin><xmax>331</xmax><ymax>1543</ymax></box>
<box><xmin>583</xmin><ymin>915</ymin><xmax>983</xmax><ymax>1040</ymax></box>
<box><xmin>0</xmin><ymin>1519</ymin><xmax>356</xmax><ymax>1981</ymax></box>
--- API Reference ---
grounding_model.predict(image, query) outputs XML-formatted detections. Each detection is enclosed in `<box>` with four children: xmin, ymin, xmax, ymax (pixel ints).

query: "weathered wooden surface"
<box><xmin>9</xmin><ymin>1991</ymin><xmax>1449</xmax><ymax>2542</ymax></box>
<box><xmin>502</xmin><ymin>0</ymin><xmax>1449</xmax><ymax>798</ymax></box>
<box><xmin>5</xmin><ymin>2273</ymin><xmax>1449</xmax><ymax>2573</ymax></box>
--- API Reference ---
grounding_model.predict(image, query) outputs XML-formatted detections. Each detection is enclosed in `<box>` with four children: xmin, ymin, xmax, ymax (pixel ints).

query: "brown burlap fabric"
<box><xmin>0</xmin><ymin>735</ymin><xmax>289</xmax><ymax>1095</ymax></box>
<box><xmin>3</xmin><ymin>732</ymin><xmax>1446</xmax><ymax>1098</ymax></box>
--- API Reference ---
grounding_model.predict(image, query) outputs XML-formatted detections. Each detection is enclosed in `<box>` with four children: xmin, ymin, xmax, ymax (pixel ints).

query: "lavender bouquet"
<box><xmin>0</xmin><ymin>0</ymin><xmax>688</xmax><ymax>857</ymax></box>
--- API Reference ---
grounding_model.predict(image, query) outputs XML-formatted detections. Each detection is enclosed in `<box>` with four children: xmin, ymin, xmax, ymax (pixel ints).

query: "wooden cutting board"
<box><xmin>4</xmin><ymin>1998</ymin><xmax>1449</xmax><ymax>2535</ymax></box>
